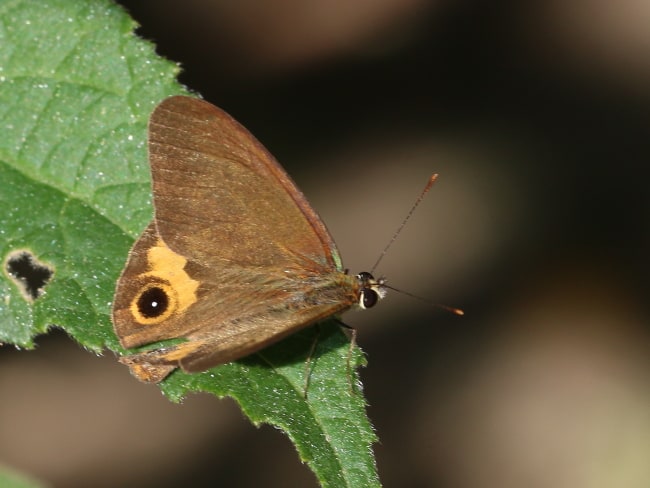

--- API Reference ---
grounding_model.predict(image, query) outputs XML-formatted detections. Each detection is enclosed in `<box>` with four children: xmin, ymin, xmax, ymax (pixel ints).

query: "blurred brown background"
<box><xmin>2</xmin><ymin>1</ymin><xmax>649</xmax><ymax>486</ymax></box>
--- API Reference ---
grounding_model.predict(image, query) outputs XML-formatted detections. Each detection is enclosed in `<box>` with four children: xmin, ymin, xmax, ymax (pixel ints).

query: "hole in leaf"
<box><xmin>4</xmin><ymin>250</ymin><xmax>54</xmax><ymax>301</ymax></box>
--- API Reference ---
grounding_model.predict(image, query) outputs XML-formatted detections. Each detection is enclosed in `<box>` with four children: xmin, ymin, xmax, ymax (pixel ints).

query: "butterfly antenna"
<box><xmin>370</xmin><ymin>173</ymin><xmax>439</xmax><ymax>275</ymax></box>
<box><xmin>383</xmin><ymin>283</ymin><xmax>464</xmax><ymax>315</ymax></box>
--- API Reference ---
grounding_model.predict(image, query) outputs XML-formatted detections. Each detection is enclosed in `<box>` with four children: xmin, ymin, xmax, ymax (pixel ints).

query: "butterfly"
<box><xmin>111</xmin><ymin>96</ymin><xmax>386</xmax><ymax>383</ymax></box>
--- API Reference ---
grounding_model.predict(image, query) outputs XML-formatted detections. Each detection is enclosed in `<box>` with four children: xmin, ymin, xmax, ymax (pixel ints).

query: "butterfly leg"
<box><xmin>333</xmin><ymin>319</ymin><xmax>359</xmax><ymax>395</ymax></box>
<box><xmin>302</xmin><ymin>325</ymin><xmax>321</xmax><ymax>399</ymax></box>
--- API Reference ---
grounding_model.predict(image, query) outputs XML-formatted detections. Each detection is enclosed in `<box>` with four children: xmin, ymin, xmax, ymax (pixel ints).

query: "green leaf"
<box><xmin>0</xmin><ymin>465</ymin><xmax>47</xmax><ymax>488</ymax></box>
<box><xmin>0</xmin><ymin>1</ymin><xmax>380</xmax><ymax>487</ymax></box>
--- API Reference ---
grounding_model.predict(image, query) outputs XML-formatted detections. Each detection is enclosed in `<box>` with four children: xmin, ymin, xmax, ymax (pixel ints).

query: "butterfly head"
<box><xmin>355</xmin><ymin>271</ymin><xmax>387</xmax><ymax>310</ymax></box>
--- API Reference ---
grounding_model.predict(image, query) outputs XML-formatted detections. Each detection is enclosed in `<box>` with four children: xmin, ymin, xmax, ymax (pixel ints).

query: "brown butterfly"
<box><xmin>112</xmin><ymin>96</ymin><xmax>386</xmax><ymax>383</ymax></box>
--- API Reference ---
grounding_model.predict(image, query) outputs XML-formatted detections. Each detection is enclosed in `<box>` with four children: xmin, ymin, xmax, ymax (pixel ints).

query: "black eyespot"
<box><xmin>137</xmin><ymin>286</ymin><xmax>169</xmax><ymax>318</ymax></box>
<box><xmin>360</xmin><ymin>288</ymin><xmax>378</xmax><ymax>309</ymax></box>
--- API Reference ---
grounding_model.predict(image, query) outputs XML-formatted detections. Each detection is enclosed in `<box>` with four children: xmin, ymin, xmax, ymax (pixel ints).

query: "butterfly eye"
<box><xmin>357</xmin><ymin>271</ymin><xmax>374</xmax><ymax>282</ymax></box>
<box><xmin>356</xmin><ymin>271</ymin><xmax>386</xmax><ymax>309</ymax></box>
<box><xmin>359</xmin><ymin>288</ymin><xmax>379</xmax><ymax>309</ymax></box>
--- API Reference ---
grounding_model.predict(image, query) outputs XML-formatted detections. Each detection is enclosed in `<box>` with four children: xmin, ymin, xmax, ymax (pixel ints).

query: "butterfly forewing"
<box><xmin>149</xmin><ymin>96</ymin><xmax>341</xmax><ymax>270</ymax></box>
